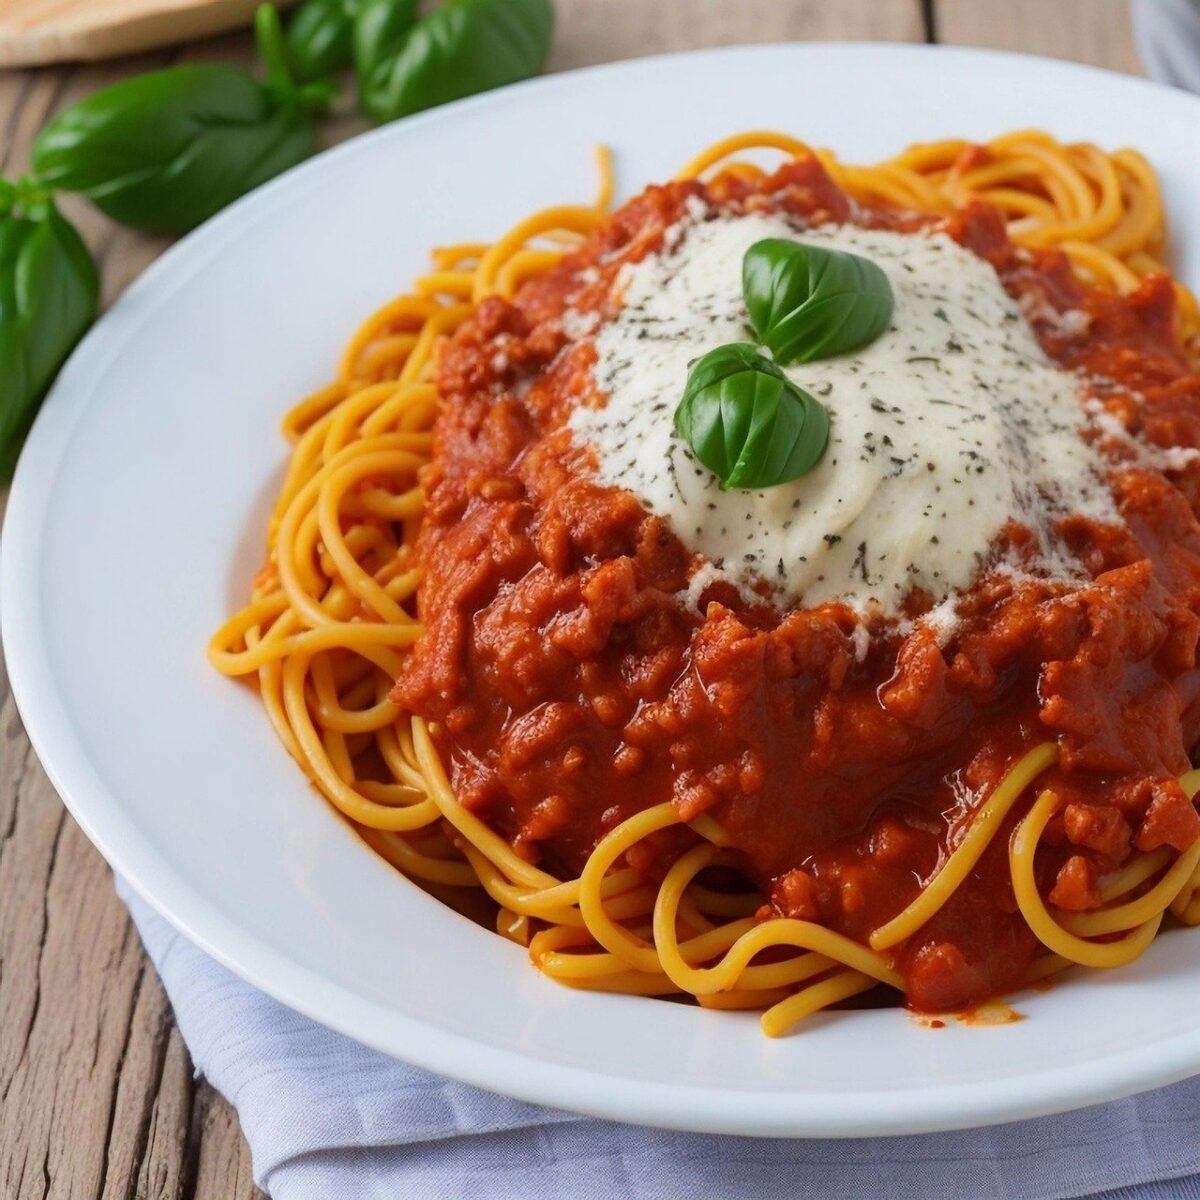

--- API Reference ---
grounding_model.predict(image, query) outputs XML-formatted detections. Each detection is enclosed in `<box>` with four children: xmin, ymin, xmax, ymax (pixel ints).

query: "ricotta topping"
<box><xmin>567</xmin><ymin>208</ymin><xmax>1121</xmax><ymax>617</ymax></box>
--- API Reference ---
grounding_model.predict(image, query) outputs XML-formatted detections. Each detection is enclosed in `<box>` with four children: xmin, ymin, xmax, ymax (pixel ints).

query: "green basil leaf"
<box><xmin>31</xmin><ymin>65</ymin><xmax>315</xmax><ymax>234</ymax></box>
<box><xmin>354</xmin><ymin>0</ymin><xmax>421</xmax><ymax>93</ymax></box>
<box><xmin>356</xmin><ymin>0</ymin><xmax>553</xmax><ymax>124</ymax></box>
<box><xmin>285</xmin><ymin>0</ymin><xmax>365</xmax><ymax>82</ymax></box>
<box><xmin>743</xmin><ymin>237</ymin><xmax>894</xmax><ymax>365</ymax></box>
<box><xmin>0</xmin><ymin>199</ymin><xmax>99</xmax><ymax>479</ymax></box>
<box><xmin>673</xmin><ymin>343</ymin><xmax>829</xmax><ymax>490</ymax></box>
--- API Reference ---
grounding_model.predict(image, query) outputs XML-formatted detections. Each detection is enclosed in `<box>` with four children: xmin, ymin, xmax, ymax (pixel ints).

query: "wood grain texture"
<box><xmin>0</xmin><ymin>2</ymin><xmax>1143</xmax><ymax>1196</ymax></box>
<box><xmin>938</xmin><ymin>0</ymin><xmax>1144</xmax><ymax>75</ymax></box>
<box><xmin>547</xmin><ymin>0</ymin><xmax>923</xmax><ymax>68</ymax></box>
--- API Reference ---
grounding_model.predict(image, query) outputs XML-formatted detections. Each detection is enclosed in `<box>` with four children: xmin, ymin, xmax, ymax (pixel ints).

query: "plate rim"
<box><xmin>8</xmin><ymin>40</ymin><xmax>1200</xmax><ymax>1138</ymax></box>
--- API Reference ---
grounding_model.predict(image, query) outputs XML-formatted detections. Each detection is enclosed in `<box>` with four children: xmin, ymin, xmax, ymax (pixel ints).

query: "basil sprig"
<box><xmin>30</xmin><ymin>8</ymin><xmax>332</xmax><ymax>236</ymax></box>
<box><xmin>0</xmin><ymin>181</ymin><xmax>99</xmax><ymax>479</ymax></box>
<box><xmin>28</xmin><ymin>0</ymin><xmax>557</xmax><ymax>236</ymax></box>
<box><xmin>674</xmin><ymin>344</ymin><xmax>829</xmax><ymax>491</ymax></box>
<box><xmin>356</xmin><ymin>0</ymin><xmax>553</xmax><ymax>124</ymax></box>
<box><xmin>743</xmin><ymin>238</ymin><xmax>894</xmax><ymax>364</ymax></box>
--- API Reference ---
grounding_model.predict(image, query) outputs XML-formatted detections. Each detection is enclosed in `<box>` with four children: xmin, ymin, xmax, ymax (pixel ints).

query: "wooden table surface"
<box><xmin>0</xmin><ymin>1</ymin><xmax>1146</xmax><ymax>1196</ymax></box>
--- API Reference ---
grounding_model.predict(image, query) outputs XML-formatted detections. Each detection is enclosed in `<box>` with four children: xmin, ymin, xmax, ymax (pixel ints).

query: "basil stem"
<box><xmin>0</xmin><ymin>183</ymin><xmax>99</xmax><ymax>479</ymax></box>
<box><xmin>30</xmin><ymin>8</ymin><xmax>331</xmax><ymax>236</ymax></box>
<box><xmin>256</xmin><ymin>4</ymin><xmax>341</xmax><ymax>112</ymax></box>
<box><xmin>673</xmin><ymin>343</ymin><xmax>830</xmax><ymax>491</ymax></box>
<box><xmin>743</xmin><ymin>238</ymin><xmax>894</xmax><ymax>365</ymax></box>
<box><xmin>355</xmin><ymin>0</ymin><xmax>553</xmax><ymax>124</ymax></box>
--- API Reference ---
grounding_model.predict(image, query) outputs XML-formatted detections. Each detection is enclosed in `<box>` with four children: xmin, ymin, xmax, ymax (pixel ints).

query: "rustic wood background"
<box><xmin>0</xmin><ymin>1</ymin><xmax>1146</xmax><ymax>1196</ymax></box>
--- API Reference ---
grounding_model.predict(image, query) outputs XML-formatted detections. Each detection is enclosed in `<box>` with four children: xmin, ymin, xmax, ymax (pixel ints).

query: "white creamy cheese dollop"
<box><xmin>566</xmin><ymin>207</ymin><xmax>1120</xmax><ymax>618</ymax></box>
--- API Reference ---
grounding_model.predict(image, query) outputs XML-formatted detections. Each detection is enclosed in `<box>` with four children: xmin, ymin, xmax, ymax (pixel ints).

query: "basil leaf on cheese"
<box><xmin>743</xmin><ymin>238</ymin><xmax>894</xmax><ymax>364</ymax></box>
<box><xmin>673</xmin><ymin>342</ymin><xmax>829</xmax><ymax>490</ymax></box>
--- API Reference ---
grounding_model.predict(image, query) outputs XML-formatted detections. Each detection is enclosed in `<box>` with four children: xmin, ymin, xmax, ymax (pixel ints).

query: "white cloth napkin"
<box><xmin>120</xmin><ymin>879</ymin><xmax>1200</xmax><ymax>1200</ymax></box>
<box><xmin>114</xmin><ymin>13</ymin><xmax>1200</xmax><ymax>1197</ymax></box>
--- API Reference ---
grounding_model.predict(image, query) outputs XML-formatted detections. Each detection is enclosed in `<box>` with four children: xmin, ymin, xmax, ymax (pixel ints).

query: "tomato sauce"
<box><xmin>391</xmin><ymin>160</ymin><xmax>1200</xmax><ymax>1011</ymax></box>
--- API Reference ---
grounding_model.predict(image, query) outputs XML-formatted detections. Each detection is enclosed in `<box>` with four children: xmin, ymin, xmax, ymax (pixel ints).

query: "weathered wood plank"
<box><xmin>101</xmin><ymin>981</ymin><xmax>191</xmax><ymax>1200</ymax></box>
<box><xmin>188</xmin><ymin>1084</ymin><xmax>262</xmax><ymax>1200</ymax></box>
<box><xmin>135</xmin><ymin>1030</ymin><xmax>199</xmax><ymax>1200</ymax></box>
<box><xmin>548</xmin><ymin>0</ymin><xmax>923</xmax><ymax>70</ymax></box>
<box><xmin>937</xmin><ymin>0</ymin><xmax>1143</xmax><ymax>75</ymax></box>
<box><xmin>0</xmin><ymin>748</ymin><xmax>145</xmax><ymax>1197</ymax></box>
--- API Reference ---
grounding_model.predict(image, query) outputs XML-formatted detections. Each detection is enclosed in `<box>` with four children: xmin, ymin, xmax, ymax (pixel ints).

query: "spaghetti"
<box><xmin>210</xmin><ymin>131</ymin><xmax>1200</xmax><ymax>1035</ymax></box>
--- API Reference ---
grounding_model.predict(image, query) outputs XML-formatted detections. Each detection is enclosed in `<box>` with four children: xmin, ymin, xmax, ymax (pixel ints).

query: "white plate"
<box><xmin>7</xmin><ymin>43</ymin><xmax>1200</xmax><ymax>1139</ymax></box>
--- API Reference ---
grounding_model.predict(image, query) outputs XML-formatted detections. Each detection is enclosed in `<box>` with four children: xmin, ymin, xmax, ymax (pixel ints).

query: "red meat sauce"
<box><xmin>391</xmin><ymin>158</ymin><xmax>1200</xmax><ymax>1012</ymax></box>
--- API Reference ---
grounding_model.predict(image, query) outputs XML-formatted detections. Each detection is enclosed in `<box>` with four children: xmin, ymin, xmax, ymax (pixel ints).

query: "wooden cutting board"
<box><xmin>0</xmin><ymin>0</ymin><xmax>296</xmax><ymax>67</ymax></box>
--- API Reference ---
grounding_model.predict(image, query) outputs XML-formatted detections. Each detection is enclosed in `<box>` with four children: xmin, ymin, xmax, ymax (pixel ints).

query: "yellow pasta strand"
<box><xmin>1011</xmin><ymin>790</ymin><xmax>1163</xmax><ymax>968</ymax></box>
<box><xmin>870</xmin><ymin>742</ymin><xmax>1059</xmax><ymax>950</ymax></box>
